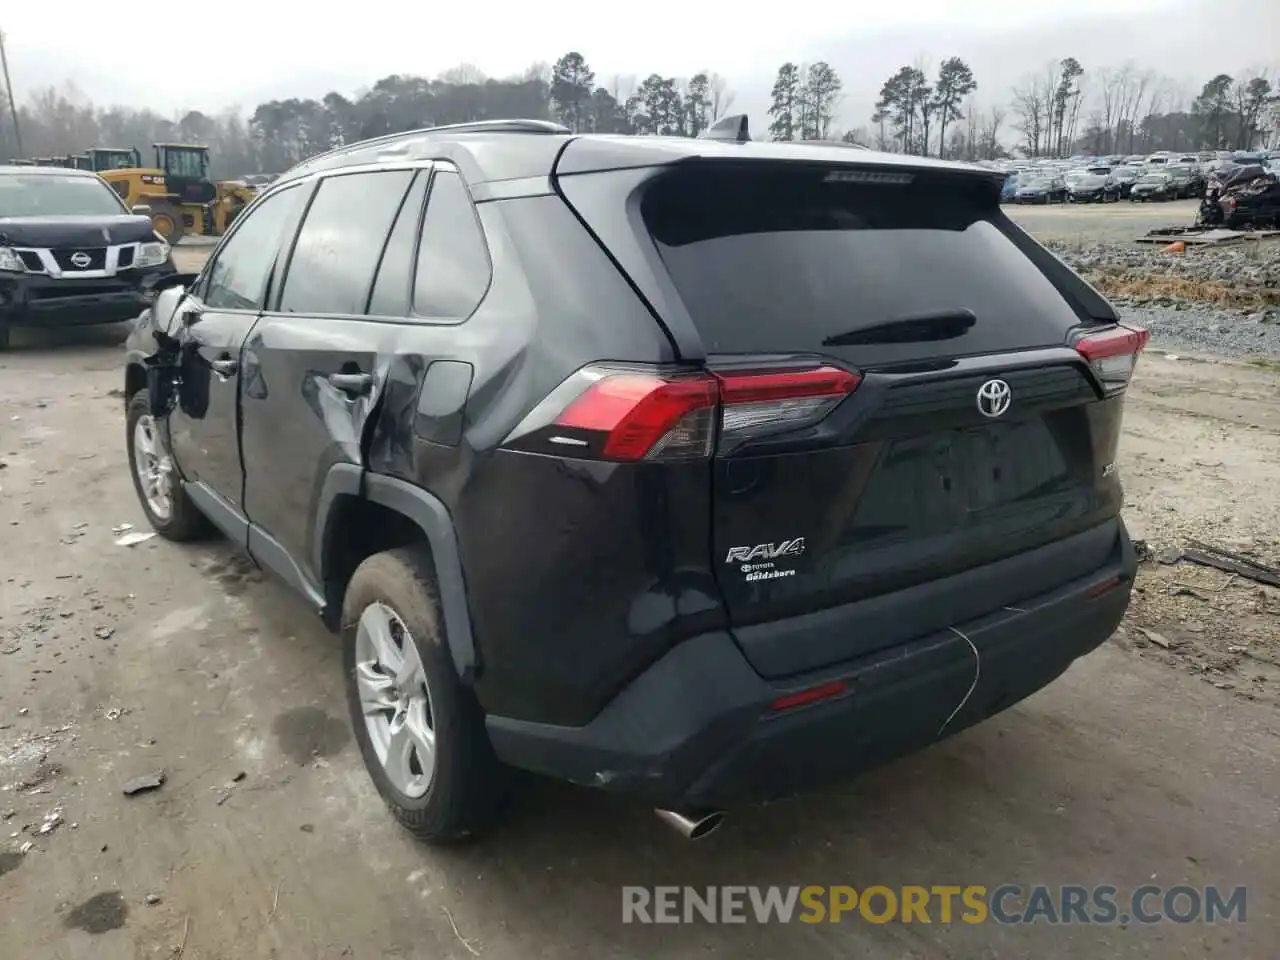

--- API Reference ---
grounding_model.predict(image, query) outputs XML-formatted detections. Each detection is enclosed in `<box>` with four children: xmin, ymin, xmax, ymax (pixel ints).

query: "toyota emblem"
<box><xmin>976</xmin><ymin>379</ymin><xmax>1012</xmax><ymax>418</ymax></box>
<box><xmin>69</xmin><ymin>251</ymin><xmax>92</xmax><ymax>269</ymax></box>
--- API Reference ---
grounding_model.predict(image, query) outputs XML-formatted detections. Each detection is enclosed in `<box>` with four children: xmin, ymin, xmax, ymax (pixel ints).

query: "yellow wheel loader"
<box><xmin>98</xmin><ymin>144</ymin><xmax>257</xmax><ymax>244</ymax></box>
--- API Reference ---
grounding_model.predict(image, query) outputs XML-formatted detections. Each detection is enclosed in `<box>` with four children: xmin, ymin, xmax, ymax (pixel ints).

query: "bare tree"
<box><xmin>438</xmin><ymin>63</ymin><xmax>487</xmax><ymax>85</ymax></box>
<box><xmin>963</xmin><ymin>101</ymin><xmax>979</xmax><ymax>160</ymax></box>
<box><xmin>611</xmin><ymin>74</ymin><xmax>637</xmax><ymax>108</ymax></box>
<box><xmin>1096</xmin><ymin>67</ymin><xmax>1121</xmax><ymax>153</ymax></box>
<box><xmin>1064</xmin><ymin>73</ymin><xmax>1087</xmax><ymax>150</ymax></box>
<box><xmin>979</xmin><ymin>105</ymin><xmax>1005</xmax><ymax>159</ymax></box>
<box><xmin>1113</xmin><ymin>63</ymin><xmax>1155</xmax><ymax>154</ymax></box>
<box><xmin>521</xmin><ymin>62</ymin><xmax>552</xmax><ymax>85</ymax></box>
<box><xmin>1235</xmin><ymin>68</ymin><xmax>1274</xmax><ymax>149</ymax></box>
<box><xmin>913</xmin><ymin>56</ymin><xmax>935</xmax><ymax>153</ymax></box>
<box><xmin>1011</xmin><ymin>78</ymin><xmax>1047</xmax><ymax>156</ymax></box>
<box><xmin>707</xmin><ymin>73</ymin><xmax>735</xmax><ymax>121</ymax></box>
<box><xmin>1040</xmin><ymin>61</ymin><xmax>1061</xmax><ymax>155</ymax></box>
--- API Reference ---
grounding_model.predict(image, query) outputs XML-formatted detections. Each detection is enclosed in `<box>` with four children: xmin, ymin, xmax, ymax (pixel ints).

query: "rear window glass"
<box><xmin>642</xmin><ymin>166</ymin><xmax>1083</xmax><ymax>362</ymax></box>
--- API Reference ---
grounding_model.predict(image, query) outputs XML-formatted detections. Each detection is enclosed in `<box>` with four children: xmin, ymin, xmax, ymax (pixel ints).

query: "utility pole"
<box><xmin>0</xmin><ymin>27</ymin><xmax>22</xmax><ymax>156</ymax></box>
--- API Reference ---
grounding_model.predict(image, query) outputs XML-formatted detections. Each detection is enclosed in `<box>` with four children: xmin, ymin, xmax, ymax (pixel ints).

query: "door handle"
<box><xmin>328</xmin><ymin>372</ymin><xmax>374</xmax><ymax>396</ymax></box>
<box><xmin>210</xmin><ymin>358</ymin><xmax>239</xmax><ymax>377</ymax></box>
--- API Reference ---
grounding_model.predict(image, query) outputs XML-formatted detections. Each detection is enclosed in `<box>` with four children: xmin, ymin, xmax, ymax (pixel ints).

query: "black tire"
<box><xmin>0</xmin><ymin>326</ymin><xmax>9</xmax><ymax>350</ymax></box>
<box><xmin>343</xmin><ymin>547</ymin><xmax>508</xmax><ymax>843</ymax></box>
<box><xmin>125</xmin><ymin>390</ymin><xmax>209</xmax><ymax>540</ymax></box>
<box><xmin>149</xmin><ymin>203</ymin><xmax>185</xmax><ymax>245</ymax></box>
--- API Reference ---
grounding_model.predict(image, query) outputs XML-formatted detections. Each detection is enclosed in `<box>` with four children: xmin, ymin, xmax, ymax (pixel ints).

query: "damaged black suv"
<box><xmin>1</xmin><ymin>165</ymin><xmax>174</xmax><ymax>349</ymax></box>
<box><xmin>123</xmin><ymin>117</ymin><xmax>1144</xmax><ymax>843</ymax></box>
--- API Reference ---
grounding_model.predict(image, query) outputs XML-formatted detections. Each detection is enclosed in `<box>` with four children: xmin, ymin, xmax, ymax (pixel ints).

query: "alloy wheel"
<box><xmin>354</xmin><ymin>602</ymin><xmax>436</xmax><ymax>798</ymax></box>
<box><xmin>132</xmin><ymin>414</ymin><xmax>174</xmax><ymax>521</ymax></box>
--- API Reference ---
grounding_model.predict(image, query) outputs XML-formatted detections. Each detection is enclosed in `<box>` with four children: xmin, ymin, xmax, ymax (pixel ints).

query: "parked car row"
<box><xmin>988</xmin><ymin>148</ymin><xmax>1277</xmax><ymax>206</ymax></box>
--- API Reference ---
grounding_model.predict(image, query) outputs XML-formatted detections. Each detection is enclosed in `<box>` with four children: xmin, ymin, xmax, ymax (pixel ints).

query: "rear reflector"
<box><xmin>769</xmin><ymin>679</ymin><xmax>848</xmax><ymax>713</ymax></box>
<box><xmin>1075</xmin><ymin>324</ymin><xmax>1149</xmax><ymax>392</ymax></box>
<box><xmin>520</xmin><ymin>364</ymin><xmax>861</xmax><ymax>462</ymax></box>
<box><xmin>1084</xmin><ymin>575</ymin><xmax>1123</xmax><ymax>599</ymax></box>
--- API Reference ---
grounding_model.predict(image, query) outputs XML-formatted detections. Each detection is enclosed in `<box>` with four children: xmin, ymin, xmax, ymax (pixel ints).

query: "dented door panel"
<box><xmin>237</xmin><ymin>313</ymin><xmax>384</xmax><ymax>587</ymax></box>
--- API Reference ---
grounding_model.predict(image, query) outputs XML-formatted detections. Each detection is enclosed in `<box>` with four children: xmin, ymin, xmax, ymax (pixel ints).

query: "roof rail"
<box><xmin>794</xmin><ymin>139</ymin><xmax>870</xmax><ymax>150</ymax></box>
<box><xmin>285</xmin><ymin>118</ymin><xmax>570</xmax><ymax>178</ymax></box>
<box><xmin>413</xmin><ymin>119</ymin><xmax>570</xmax><ymax>136</ymax></box>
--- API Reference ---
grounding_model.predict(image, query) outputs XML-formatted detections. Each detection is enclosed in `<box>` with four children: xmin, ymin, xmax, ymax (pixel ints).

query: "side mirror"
<box><xmin>131</xmin><ymin>204</ymin><xmax>152</xmax><ymax>216</ymax></box>
<box><xmin>150</xmin><ymin>271</ymin><xmax>199</xmax><ymax>295</ymax></box>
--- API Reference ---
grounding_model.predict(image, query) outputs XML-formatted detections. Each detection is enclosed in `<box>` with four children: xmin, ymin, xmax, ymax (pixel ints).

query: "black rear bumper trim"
<box><xmin>486</xmin><ymin>520</ymin><xmax>1136</xmax><ymax>808</ymax></box>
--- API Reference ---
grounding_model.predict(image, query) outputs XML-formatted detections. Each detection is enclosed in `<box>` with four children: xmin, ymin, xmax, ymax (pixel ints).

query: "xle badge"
<box><xmin>725</xmin><ymin>538</ymin><xmax>806</xmax><ymax>582</ymax></box>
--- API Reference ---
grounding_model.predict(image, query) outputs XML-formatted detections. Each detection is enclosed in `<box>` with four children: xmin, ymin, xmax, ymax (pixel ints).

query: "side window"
<box><xmin>277</xmin><ymin>170</ymin><xmax>414</xmax><ymax>316</ymax></box>
<box><xmin>204</xmin><ymin>186</ymin><xmax>304</xmax><ymax>311</ymax></box>
<box><xmin>413</xmin><ymin>170</ymin><xmax>491</xmax><ymax>320</ymax></box>
<box><xmin>367</xmin><ymin>172</ymin><xmax>428</xmax><ymax>317</ymax></box>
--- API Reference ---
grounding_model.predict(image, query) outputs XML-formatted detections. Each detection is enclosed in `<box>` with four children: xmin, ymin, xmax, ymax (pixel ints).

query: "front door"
<box><xmin>168</xmin><ymin>295</ymin><xmax>256</xmax><ymax>511</ymax></box>
<box><xmin>167</xmin><ymin>182</ymin><xmax>311</xmax><ymax>524</ymax></box>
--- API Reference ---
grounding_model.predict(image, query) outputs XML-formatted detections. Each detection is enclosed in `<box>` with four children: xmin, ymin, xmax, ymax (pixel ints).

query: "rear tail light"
<box><xmin>555</xmin><ymin>373</ymin><xmax>718</xmax><ymax>461</ymax></box>
<box><xmin>718</xmin><ymin>367</ymin><xmax>859</xmax><ymax>447</ymax></box>
<box><xmin>503</xmin><ymin>364</ymin><xmax>860</xmax><ymax>462</ymax></box>
<box><xmin>1075</xmin><ymin>324</ymin><xmax>1150</xmax><ymax>393</ymax></box>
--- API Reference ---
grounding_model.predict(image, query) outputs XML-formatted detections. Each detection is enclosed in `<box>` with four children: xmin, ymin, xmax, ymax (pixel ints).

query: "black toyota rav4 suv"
<box><xmin>123</xmin><ymin>117</ymin><xmax>1144</xmax><ymax>843</ymax></box>
<box><xmin>1</xmin><ymin>165</ymin><xmax>174</xmax><ymax>348</ymax></box>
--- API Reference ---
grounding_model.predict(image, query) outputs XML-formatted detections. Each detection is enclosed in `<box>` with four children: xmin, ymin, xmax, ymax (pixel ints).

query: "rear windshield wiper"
<box><xmin>822</xmin><ymin>308</ymin><xmax>977</xmax><ymax>346</ymax></box>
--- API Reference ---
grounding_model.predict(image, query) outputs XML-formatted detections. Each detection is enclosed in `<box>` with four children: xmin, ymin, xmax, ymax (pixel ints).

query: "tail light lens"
<box><xmin>503</xmin><ymin>364</ymin><xmax>860</xmax><ymax>462</ymax></box>
<box><xmin>719</xmin><ymin>368</ymin><xmax>859</xmax><ymax>446</ymax></box>
<box><xmin>1075</xmin><ymin>324</ymin><xmax>1150</xmax><ymax>393</ymax></box>
<box><xmin>556</xmin><ymin>373</ymin><xmax>718</xmax><ymax>461</ymax></box>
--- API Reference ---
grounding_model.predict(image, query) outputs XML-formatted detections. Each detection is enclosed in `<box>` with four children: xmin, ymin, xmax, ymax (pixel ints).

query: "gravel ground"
<box><xmin>1120</xmin><ymin>303</ymin><xmax>1280</xmax><ymax>362</ymax></box>
<box><xmin>1044</xmin><ymin>238</ymin><xmax>1280</xmax><ymax>362</ymax></box>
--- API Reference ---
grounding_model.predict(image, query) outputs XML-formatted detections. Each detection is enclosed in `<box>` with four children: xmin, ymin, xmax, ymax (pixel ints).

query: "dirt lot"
<box><xmin>1008</xmin><ymin>198</ymin><xmax>1202</xmax><ymax>243</ymax></box>
<box><xmin>1</xmin><ymin>226</ymin><xmax>1278</xmax><ymax>959</ymax></box>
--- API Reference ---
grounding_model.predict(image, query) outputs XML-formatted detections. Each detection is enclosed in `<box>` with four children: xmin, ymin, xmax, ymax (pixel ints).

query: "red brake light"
<box><xmin>1075</xmin><ymin>324</ymin><xmax>1149</xmax><ymax>392</ymax></box>
<box><xmin>512</xmin><ymin>364</ymin><xmax>861</xmax><ymax>462</ymax></box>
<box><xmin>718</xmin><ymin>367</ymin><xmax>860</xmax><ymax>403</ymax></box>
<box><xmin>555</xmin><ymin>374</ymin><xmax>718</xmax><ymax>461</ymax></box>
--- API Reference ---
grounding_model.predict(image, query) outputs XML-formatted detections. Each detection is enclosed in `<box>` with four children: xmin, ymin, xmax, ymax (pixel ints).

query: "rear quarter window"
<box><xmin>412</xmin><ymin>170</ymin><xmax>491</xmax><ymax>320</ymax></box>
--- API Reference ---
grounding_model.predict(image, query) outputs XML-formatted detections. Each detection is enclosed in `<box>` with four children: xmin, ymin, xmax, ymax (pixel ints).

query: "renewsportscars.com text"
<box><xmin>621</xmin><ymin>884</ymin><xmax>1247</xmax><ymax>925</ymax></box>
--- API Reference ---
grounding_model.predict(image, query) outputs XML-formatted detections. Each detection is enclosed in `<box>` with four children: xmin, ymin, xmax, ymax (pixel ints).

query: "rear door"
<box><xmin>634</xmin><ymin>162</ymin><xmax>1139</xmax><ymax>677</ymax></box>
<box><xmin>237</xmin><ymin>166</ymin><xmax>421</xmax><ymax>595</ymax></box>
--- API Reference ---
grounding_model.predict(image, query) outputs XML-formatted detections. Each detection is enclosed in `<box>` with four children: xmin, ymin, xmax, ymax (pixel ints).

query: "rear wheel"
<box><xmin>126</xmin><ymin>391</ymin><xmax>208</xmax><ymax>540</ymax></box>
<box><xmin>149</xmin><ymin>203</ymin><xmax>185</xmax><ymax>245</ymax></box>
<box><xmin>0</xmin><ymin>326</ymin><xmax>9</xmax><ymax>350</ymax></box>
<box><xmin>343</xmin><ymin>548</ymin><xmax>509</xmax><ymax>843</ymax></box>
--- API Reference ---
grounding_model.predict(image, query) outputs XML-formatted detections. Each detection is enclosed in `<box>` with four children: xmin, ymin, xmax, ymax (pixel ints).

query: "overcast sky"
<box><xmin>3</xmin><ymin>0</ymin><xmax>1277</xmax><ymax>129</ymax></box>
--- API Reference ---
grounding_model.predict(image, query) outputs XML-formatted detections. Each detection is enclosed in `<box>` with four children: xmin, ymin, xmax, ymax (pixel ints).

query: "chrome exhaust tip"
<box><xmin>654</xmin><ymin>807</ymin><xmax>725</xmax><ymax>840</ymax></box>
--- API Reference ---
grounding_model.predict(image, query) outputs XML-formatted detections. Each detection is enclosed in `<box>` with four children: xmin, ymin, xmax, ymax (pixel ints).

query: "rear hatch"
<box><xmin>555</xmin><ymin>153</ymin><xmax>1145</xmax><ymax>678</ymax></box>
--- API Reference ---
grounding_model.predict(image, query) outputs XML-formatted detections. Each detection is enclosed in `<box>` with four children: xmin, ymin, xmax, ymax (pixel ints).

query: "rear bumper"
<box><xmin>0</xmin><ymin>262</ymin><xmax>174</xmax><ymax>328</ymax></box>
<box><xmin>487</xmin><ymin>520</ymin><xmax>1136</xmax><ymax>809</ymax></box>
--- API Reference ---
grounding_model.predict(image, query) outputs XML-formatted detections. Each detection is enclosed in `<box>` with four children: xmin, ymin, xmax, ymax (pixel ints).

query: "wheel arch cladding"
<box><xmin>316</xmin><ymin>464</ymin><xmax>478</xmax><ymax>682</ymax></box>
